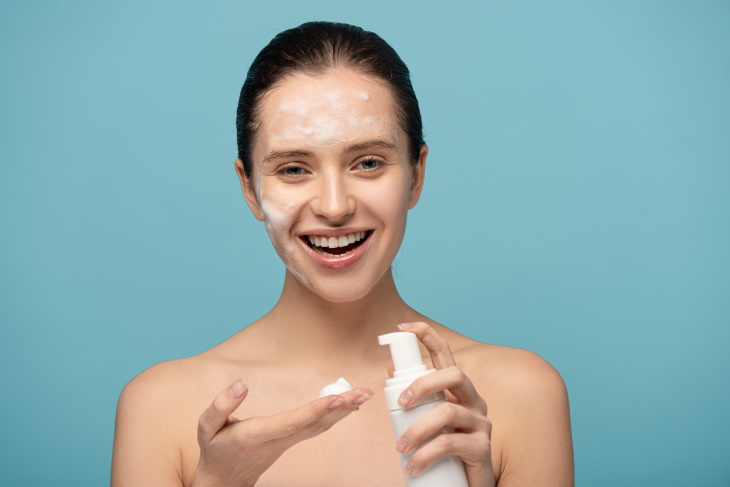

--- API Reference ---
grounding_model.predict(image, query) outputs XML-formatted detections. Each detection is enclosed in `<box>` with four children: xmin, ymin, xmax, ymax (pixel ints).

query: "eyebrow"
<box><xmin>263</xmin><ymin>149</ymin><xmax>313</xmax><ymax>164</ymax></box>
<box><xmin>345</xmin><ymin>139</ymin><xmax>398</xmax><ymax>153</ymax></box>
<box><xmin>262</xmin><ymin>139</ymin><xmax>398</xmax><ymax>165</ymax></box>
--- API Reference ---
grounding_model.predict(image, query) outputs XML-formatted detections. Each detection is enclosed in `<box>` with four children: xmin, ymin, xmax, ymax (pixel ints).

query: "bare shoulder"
<box><xmin>117</xmin><ymin>331</ymin><xmax>251</xmax><ymax>409</ymax></box>
<box><xmin>474</xmin><ymin>345</ymin><xmax>564</xmax><ymax>399</ymax></box>
<box><xmin>114</xmin><ymin>355</ymin><xmax>209</xmax><ymax>444</ymax></box>
<box><xmin>430</xmin><ymin>329</ymin><xmax>574</xmax><ymax>487</ymax></box>
<box><xmin>440</xmin><ymin>329</ymin><xmax>568</xmax><ymax>407</ymax></box>
<box><xmin>115</xmin><ymin>349</ymin><xmax>241</xmax><ymax>433</ymax></box>
<box><xmin>119</xmin><ymin>355</ymin><xmax>203</xmax><ymax>403</ymax></box>
<box><xmin>112</xmin><ymin>354</ymin><xmax>222</xmax><ymax>486</ymax></box>
<box><xmin>439</xmin><ymin>331</ymin><xmax>574</xmax><ymax>485</ymax></box>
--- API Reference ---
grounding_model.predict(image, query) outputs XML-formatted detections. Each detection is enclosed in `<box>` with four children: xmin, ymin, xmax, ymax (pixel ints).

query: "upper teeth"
<box><xmin>307</xmin><ymin>231</ymin><xmax>367</xmax><ymax>248</ymax></box>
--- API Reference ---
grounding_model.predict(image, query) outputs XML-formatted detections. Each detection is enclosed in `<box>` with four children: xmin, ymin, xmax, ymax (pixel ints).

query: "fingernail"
<box><xmin>396</xmin><ymin>437</ymin><xmax>410</xmax><ymax>453</ymax></box>
<box><xmin>229</xmin><ymin>380</ymin><xmax>246</xmax><ymax>398</ymax></box>
<box><xmin>398</xmin><ymin>322</ymin><xmax>415</xmax><ymax>330</ymax></box>
<box><xmin>328</xmin><ymin>397</ymin><xmax>345</xmax><ymax>409</ymax></box>
<box><xmin>398</xmin><ymin>389</ymin><xmax>413</xmax><ymax>407</ymax></box>
<box><xmin>405</xmin><ymin>460</ymin><xmax>416</xmax><ymax>474</ymax></box>
<box><xmin>352</xmin><ymin>392</ymin><xmax>371</xmax><ymax>405</ymax></box>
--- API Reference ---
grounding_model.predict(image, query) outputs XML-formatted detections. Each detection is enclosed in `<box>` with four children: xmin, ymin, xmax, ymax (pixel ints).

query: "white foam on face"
<box><xmin>269</xmin><ymin>88</ymin><xmax>386</xmax><ymax>147</ymax></box>
<box><xmin>254</xmin><ymin>166</ymin><xmax>296</xmax><ymax>240</ymax></box>
<box><xmin>257</xmin><ymin>189</ymin><xmax>314</xmax><ymax>289</ymax></box>
<box><xmin>259</xmin><ymin>191</ymin><xmax>296</xmax><ymax>232</ymax></box>
<box><xmin>249</xmin><ymin>164</ymin><xmax>313</xmax><ymax>288</ymax></box>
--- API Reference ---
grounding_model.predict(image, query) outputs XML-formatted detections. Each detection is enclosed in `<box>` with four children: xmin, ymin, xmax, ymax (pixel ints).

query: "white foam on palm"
<box><xmin>317</xmin><ymin>377</ymin><xmax>353</xmax><ymax>398</ymax></box>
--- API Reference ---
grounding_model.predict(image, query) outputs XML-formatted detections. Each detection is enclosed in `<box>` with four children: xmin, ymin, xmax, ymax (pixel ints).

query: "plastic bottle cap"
<box><xmin>378</xmin><ymin>331</ymin><xmax>441</xmax><ymax>412</ymax></box>
<box><xmin>378</xmin><ymin>332</ymin><xmax>426</xmax><ymax>376</ymax></box>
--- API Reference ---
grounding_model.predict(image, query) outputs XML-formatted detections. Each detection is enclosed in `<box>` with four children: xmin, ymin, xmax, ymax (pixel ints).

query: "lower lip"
<box><xmin>301</xmin><ymin>234</ymin><xmax>372</xmax><ymax>269</ymax></box>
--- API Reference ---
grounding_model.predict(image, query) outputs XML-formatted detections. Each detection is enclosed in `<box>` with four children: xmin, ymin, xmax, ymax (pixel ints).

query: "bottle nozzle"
<box><xmin>378</xmin><ymin>332</ymin><xmax>426</xmax><ymax>375</ymax></box>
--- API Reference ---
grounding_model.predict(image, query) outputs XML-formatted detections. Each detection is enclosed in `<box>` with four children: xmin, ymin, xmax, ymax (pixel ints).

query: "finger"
<box><xmin>405</xmin><ymin>431</ymin><xmax>490</xmax><ymax>476</ymax></box>
<box><xmin>397</xmin><ymin>322</ymin><xmax>456</xmax><ymax>369</ymax></box>
<box><xmin>387</xmin><ymin>359</ymin><xmax>394</xmax><ymax>378</ymax></box>
<box><xmin>271</xmin><ymin>389</ymin><xmax>372</xmax><ymax>450</ymax></box>
<box><xmin>261</xmin><ymin>388</ymin><xmax>374</xmax><ymax>444</ymax></box>
<box><xmin>398</xmin><ymin>365</ymin><xmax>484</xmax><ymax>410</ymax></box>
<box><xmin>198</xmin><ymin>380</ymin><xmax>248</xmax><ymax>443</ymax></box>
<box><xmin>396</xmin><ymin>402</ymin><xmax>486</xmax><ymax>454</ymax></box>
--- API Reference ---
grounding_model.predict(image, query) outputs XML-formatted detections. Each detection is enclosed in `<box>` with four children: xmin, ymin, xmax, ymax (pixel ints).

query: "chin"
<box><xmin>313</xmin><ymin>280</ymin><xmax>378</xmax><ymax>304</ymax></box>
<box><xmin>317</xmin><ymin>288</ymin><xmax>373</xmax><ymax>304</ymax></box>
<box><xmin>290</xmin><ymin>267</ymin><xmax>389</xmax><ymax>305</ymax></box>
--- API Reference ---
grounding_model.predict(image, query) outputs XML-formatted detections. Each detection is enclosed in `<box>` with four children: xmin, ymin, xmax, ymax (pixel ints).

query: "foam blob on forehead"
<box><xmin>257</xmin><ymin>70</ymin><xmax>401</xmax><ymax>150</ymax></box>
<box><xmin>271</xmin><ymin>94</ymin><xmax>387</xmax><ymax>146</ymax></box>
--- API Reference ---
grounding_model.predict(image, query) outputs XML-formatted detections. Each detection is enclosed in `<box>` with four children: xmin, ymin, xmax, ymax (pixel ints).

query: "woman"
<box><xmin>112</xmin><ymin>21</ymin><xmax>573</xmax><ymax>486</ymax></box>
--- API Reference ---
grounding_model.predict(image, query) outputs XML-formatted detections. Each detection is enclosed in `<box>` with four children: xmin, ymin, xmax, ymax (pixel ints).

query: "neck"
<box><xmin>259</xmin><ymin>268</ymin><xmax>423</xmax><ymax>373</ymax></box>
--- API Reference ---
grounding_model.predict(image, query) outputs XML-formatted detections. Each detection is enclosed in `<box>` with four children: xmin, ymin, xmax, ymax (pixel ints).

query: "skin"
<box><xmin>111</xmin><ymin>68</ymin><xmax>574</xmax><ymax>486</ymax></box>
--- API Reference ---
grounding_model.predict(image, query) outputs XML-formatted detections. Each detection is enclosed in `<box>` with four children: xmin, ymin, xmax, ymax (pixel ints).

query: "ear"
<box><xmin>235</xmin><ymin>158</ymin><xmax>265</xmax><ymax>221</ymax></box>
<box><xmin>407</xmin><ymin>145</ymin><xmax>428</xmax><ymax>209</ymax></box>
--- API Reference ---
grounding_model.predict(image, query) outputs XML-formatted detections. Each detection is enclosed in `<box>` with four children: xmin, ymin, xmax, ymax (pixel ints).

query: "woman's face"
<box><xmin>237</xmin><ymin>68</ymin><xmax>426</xmax><ymax>303</ymax></box>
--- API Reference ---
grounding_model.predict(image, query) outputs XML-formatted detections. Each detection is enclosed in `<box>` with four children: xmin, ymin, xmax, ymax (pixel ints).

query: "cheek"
<box><xmin>257</xmin><ymin>175</ymin><xmax>305</xmax><ymax>234</ymax></box>
<box><xmin>259</xmin><ymin>188</ymin><xmax>317</xmax><ymax>290</ymax></box>
<box><xmin>360</xmin><ymin>171</ymin><xmax>412</xmax><ymax>226</ymax></box>
<box><xmin>260</xmin><ymin>195</ymin><xmax>298</xmax><ymax>234</ymax></box>
<box><xmin>258</xmin><ymin>184</ymin><xmax>311</xmax><ymax>246</ymax></box>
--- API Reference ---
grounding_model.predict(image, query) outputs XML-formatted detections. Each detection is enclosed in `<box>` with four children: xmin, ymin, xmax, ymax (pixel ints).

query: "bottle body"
<box><xmin>378</xmin><ymin>332</ymin><xmax>468</xmax><ymax>487</ymax></box>
<box><xmin>388</xmin><ymin>397</ymin><xmax>469</xmax><ymax>487</ymax></box>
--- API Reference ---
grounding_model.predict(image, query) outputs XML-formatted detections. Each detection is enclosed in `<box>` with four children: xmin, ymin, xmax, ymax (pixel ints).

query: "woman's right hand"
<box><xmin>192</xmin><ymin>380</ymin><xmax>372</xmax><ymax>487</ymax></box>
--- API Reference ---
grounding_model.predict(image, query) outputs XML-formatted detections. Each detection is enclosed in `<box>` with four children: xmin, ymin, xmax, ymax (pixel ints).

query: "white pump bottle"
<box><xmin>378</xmin><ymin>332</ymin><xmax>468</xmax><ymax>487</ymax></box>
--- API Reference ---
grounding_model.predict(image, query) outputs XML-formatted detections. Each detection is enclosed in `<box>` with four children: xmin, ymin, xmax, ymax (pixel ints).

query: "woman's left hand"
<box><xmin>393</xmin><ymin>322</ymin><xmax>495</xmax><ymax>487</ymax></box>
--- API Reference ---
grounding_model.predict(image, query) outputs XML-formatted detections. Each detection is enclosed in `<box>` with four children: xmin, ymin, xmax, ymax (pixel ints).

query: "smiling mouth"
<box><xmin>303</xmin><ymin>231</ymin><xmax>372</xmax><ymax>257</ymax></box>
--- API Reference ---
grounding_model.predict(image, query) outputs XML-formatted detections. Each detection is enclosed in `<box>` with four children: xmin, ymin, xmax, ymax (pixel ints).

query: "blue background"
<box><xmin>1</xmin><ymin>1</ymin><xmax>728</xmax><ymax>485</ymax></box>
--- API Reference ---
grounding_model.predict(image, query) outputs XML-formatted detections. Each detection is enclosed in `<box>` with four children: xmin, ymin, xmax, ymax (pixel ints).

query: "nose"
<box><xmin>311</xmin><ymin>171</ymin><xmax>355</xmax><ymax>224</ymax></box>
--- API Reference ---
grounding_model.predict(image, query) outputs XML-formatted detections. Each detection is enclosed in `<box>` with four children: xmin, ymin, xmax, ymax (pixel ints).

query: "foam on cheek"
<box><xmin>260</xmin><ymin>195</ymin><xmax>295</xmax><ymax>233</ymax></box>
<box><xmin>257</xmin><ymin>187</ymin><xmax>316</xmax><ymax>289</ymax></box>
<box><xmin>259</xmin><ymin>189</ymin><xmax>298</xmax><ymax>256</ymax></box>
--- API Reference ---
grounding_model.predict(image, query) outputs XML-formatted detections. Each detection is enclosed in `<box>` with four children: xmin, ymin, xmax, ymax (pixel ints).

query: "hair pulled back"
<box><xmin>236</xmin><ymin>21</ymin><xmax>424</xmax><ymax>177</ymax></box>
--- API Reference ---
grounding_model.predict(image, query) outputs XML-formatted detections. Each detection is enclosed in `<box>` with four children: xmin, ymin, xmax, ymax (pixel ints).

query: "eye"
<box><xmin>355</xmin><ymin>158</ymin><xmax>383</xmax><ymax>171</ymax></box>
<box><xmin>283</xmin><ymin>166</ymin><xmax>304</xmax><ymax>176</ymax></box>
<box><xmin>276</xmin><ymin>164</ymin><xmax>309</xmax><ymax>180</ymax></box>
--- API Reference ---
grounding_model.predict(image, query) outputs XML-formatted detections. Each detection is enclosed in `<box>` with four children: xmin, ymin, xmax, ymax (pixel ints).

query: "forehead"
<box><xmin>253</xmin><ymin>68</ymin><xmax>402</xmax><ymax>156</ymax></box>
